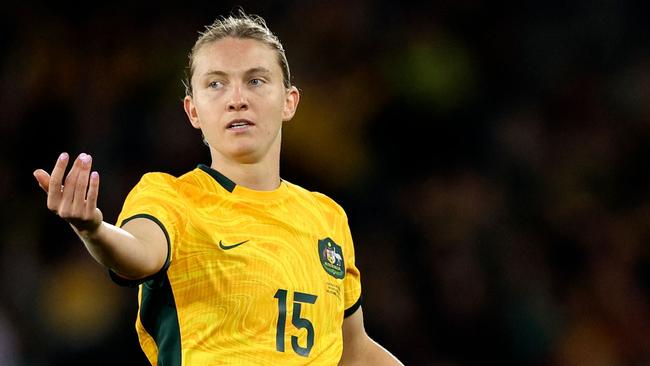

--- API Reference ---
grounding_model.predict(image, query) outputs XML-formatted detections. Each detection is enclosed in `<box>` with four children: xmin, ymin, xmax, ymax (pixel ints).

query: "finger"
<box><xmin>60</xmin><ymin>153</ymin><xmax>85</xmax><ymax>211</ymax></box>
<box><xmin>47</xmin><ymin>153</ymin><xmax>69</xmax><ymax>208</ymax></box>
<box><xmin>85</xmin><ymin>171</ymin><xmax>100</xmax><ymax>217</ymax></box>
<box><xmin>33</xmin><ymin>169</ymin><xmax>51</xmax><ymax>193</ymax></box>
<box><xmin>73</xmin><ymin>154</ymin><xmax>92</xmax><ymax>210</ymax></box>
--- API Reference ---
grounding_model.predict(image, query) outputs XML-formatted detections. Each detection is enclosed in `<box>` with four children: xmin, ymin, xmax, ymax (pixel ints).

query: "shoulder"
<box><xmin>137</xmin><ymin>172</ymin><xmax>177</xmax><ymax>186</ymax></box>
<box><xmin>128</xmin><ymin>171</ymin><xmax>202</xmax><ymax>202</ymax></box>
<box><xmin>284</xmin><ymin>180</ymin><xmax>348</xmax><ymax>219</ymax></box>
<box><xmin>119</xmin><ymin>173</ymin><xmax>180</xmax><ymax>212</ymax></box>
<box><xmin>135</xmin><ymin>170</ymin><xmax>204</xmax><ymax>191</ymax></box>
<box><xmin>129</xmin><ymin>172</ymin><xmax>179</xmax><ymax>195</ymax></box>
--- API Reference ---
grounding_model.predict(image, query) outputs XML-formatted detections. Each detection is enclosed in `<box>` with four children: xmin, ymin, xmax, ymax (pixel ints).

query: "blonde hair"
<box><xmin>183</xmin><ymin>10</ymin><xmax>291</xmax><ymax>96</ymax></box>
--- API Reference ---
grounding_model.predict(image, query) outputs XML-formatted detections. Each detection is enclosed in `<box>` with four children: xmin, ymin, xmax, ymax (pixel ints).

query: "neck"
<box><xmin>209</xmin><ymin>142</ymin><xmax>282</xmax><ymax>191</ymax></box>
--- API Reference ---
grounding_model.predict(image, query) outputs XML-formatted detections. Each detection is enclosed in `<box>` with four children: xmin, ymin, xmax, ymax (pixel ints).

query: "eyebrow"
<box><xmin>245</xmin><ymin>67</ymin><xmax>272</xmax><ymax>76</ymax></box>
<box><xmin>203</xmin><ymin>67</ymin><xmax>273</xmax><ymax>78</ymax></box>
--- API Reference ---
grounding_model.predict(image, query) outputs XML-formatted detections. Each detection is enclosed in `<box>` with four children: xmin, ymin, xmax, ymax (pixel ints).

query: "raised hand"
<box><xmin>33</xmin><ymin>152</ymin><xmax>103</xmax><ymax>233</ymax></box>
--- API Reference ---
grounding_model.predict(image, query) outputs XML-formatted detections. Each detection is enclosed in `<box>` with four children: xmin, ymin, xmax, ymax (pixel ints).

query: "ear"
<box><xmin>184</xmin><ymin>95</ymin><xmax>201</xmax><ymax>129</ymax></box>
<box><xmin>281</xmin><ymin>86</ymin><xmax>300</xmax><ymax>122</ymax></box>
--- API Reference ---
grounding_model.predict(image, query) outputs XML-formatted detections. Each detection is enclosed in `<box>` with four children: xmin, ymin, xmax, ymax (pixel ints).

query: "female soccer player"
<box><xmin>34</xmin><ymin>11</ymin><xmax>403</xmax><ymax>365</ymax></box>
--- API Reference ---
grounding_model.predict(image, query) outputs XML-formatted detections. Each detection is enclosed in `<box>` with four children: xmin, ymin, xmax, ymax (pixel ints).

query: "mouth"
<box><xmin>226</xmin><ymin>119</ymin><xmax>255</xmax><ymax>130</ymax></box>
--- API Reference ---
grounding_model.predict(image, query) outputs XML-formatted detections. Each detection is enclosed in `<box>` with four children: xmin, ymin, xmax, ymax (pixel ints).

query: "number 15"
<box><xmin>274</xmin><ymin>289</ymin><xmax>318</xmax><ymax>357</ymax></box>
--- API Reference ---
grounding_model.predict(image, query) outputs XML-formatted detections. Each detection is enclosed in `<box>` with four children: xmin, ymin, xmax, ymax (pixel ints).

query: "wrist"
<box><xmin>69</xmin><ymin>208</ymin><xmax>104</xmax><ymax>238</ymax></box>
<box><xmin>71</xmin><ymin>220</ymin><xmax>103</xmax><ymax>239</ymax></box>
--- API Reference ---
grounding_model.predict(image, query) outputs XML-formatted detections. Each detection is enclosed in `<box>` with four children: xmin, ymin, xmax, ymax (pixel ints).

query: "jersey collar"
<box><xmin>196</xmin><ymin>164</ymin><xmax>290</xmax><ymax>201</ymax></box>
<box><xmin>197</xmin><ymin>164</ymin><xmax>236</xmax><ymax>192</ymax></box>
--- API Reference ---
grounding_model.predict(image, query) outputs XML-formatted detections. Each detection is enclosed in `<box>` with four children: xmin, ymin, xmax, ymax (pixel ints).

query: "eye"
<box><xmin>208</xmin><ymin>80</ymin><xmax>224</xmax><ymax>89</ymax></box>
<box><xmin>249</xmin><ymin>78</ymin><xmax>265</xmax><ymax>86</ymax></box>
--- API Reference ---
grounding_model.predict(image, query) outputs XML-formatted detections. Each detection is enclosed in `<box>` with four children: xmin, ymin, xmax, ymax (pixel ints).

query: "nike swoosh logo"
<box><xmin>219</xmin><ymin>240</ymin><xmax>250</xmax><ymax>250</ymax></box>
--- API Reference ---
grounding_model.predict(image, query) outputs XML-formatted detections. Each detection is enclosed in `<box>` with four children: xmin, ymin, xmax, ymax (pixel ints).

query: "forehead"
<box><xmin>194</xmin><ymin>37</ymin><xmax>280</xmax><ymax>76</ymax></box>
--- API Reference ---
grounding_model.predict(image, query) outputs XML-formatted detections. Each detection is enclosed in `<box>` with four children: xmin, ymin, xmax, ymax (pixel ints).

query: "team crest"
<box><xmin>318</xmin><ymin>238</ymin><xmax>345</xmax><ymax>279</ymax></box>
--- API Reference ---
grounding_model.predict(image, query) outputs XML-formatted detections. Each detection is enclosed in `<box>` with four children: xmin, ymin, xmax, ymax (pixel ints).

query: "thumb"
<box><xmin>33</xmin><ymin>169</ymin><xmax>50</xmax><ymax>193</ymax></box>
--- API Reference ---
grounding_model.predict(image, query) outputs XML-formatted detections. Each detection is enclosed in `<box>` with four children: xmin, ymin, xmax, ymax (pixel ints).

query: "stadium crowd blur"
<box><xmin>1</xmin><ymin>1</ymin><xmax>648</xmax><ymax>365</ymax></box>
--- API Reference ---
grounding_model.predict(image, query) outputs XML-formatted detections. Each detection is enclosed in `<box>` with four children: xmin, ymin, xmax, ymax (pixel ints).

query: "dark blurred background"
<box><xmin>1</xmin><ymin>1</ymin><xmax>649</xmax><ymax>365</ymax></box>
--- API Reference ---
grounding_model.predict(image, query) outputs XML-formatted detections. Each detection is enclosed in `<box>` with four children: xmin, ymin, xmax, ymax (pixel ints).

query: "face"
<box><xmin>184</xmin><ymin>37</ymin><xmax>299</xmax><ymax>164</ymax></box>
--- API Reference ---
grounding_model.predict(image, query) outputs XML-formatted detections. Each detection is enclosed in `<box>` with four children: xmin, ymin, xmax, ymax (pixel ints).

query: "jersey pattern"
<box><xmin>114</xmin><ymin>165</ymin><xmax>362</xmax><ymax>365</ymax></box>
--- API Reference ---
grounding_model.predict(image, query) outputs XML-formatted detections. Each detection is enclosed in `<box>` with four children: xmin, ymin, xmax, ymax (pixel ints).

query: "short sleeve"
<box><xmin>342</xmin><ymin>213</ymin><xmax>362</xmax><ymax>318</ymax></box>
<box><xmin>111</xmin><ymin>173</ymin><xmax>185</xmax><ymax>286</ymax></box>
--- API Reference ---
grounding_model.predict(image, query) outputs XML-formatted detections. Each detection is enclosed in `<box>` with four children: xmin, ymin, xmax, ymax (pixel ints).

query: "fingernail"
<box><xmin>91</xmin><ymin>171</ymin><xmax>99</xmax><ymax>179</ymax></box>
<box><xmin>59</xmin><ymin>152</ymin><xmax>68</xmax><ymax>161</ymax></box>
<box><xmin>80</xmin><ymin>154</ymin><xmax>91</xmax><ymax>165</ymax></box>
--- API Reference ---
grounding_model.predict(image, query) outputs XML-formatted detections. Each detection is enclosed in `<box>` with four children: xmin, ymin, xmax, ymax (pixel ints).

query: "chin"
<box><xmin>228</xmin><ymin>146</ymin><xmax>264</xmax><ymax>163</ymax></box>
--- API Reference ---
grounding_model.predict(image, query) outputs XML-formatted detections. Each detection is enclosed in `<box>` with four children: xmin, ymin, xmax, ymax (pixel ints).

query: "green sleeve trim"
<box><xmin>344</xmin><ymin>295</ymin><xmax>362</xmax><ymax>318</ymax></box>
<box><xmin>108</xmin><ymin>214</ymin><xmax>172</xmax><ymax>288</ymax></box>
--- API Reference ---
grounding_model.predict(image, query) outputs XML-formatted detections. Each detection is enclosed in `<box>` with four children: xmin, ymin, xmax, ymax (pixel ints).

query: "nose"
<box><xmin>227</xmin><ymin>84</ymin><xmax>248</xmax><ymax>111</ymax></box>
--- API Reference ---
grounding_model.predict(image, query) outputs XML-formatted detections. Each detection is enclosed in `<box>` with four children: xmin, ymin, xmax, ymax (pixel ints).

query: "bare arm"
<box><xmin>33</xmin><ymin>152</ymin><xmax>167</xmax><ymax>280</ymax></box>
<box><xmin>339</xmin><ymin>307</ymin><xmax>403</xmax><ymax>366</ymax></box>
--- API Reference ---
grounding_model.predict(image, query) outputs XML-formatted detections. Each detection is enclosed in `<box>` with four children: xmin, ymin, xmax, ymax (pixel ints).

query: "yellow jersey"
<box><xmin>113</xmin><ymin>164</ymin><xmax>362</xmax><ymax>365</ymax></box>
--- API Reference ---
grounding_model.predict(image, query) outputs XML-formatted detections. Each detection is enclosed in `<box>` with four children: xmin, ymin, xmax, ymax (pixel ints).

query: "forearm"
<box><xmin>73</xmin><ymin>222</ymin><xmax>156</xmax><ymax>279</ymax></box>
